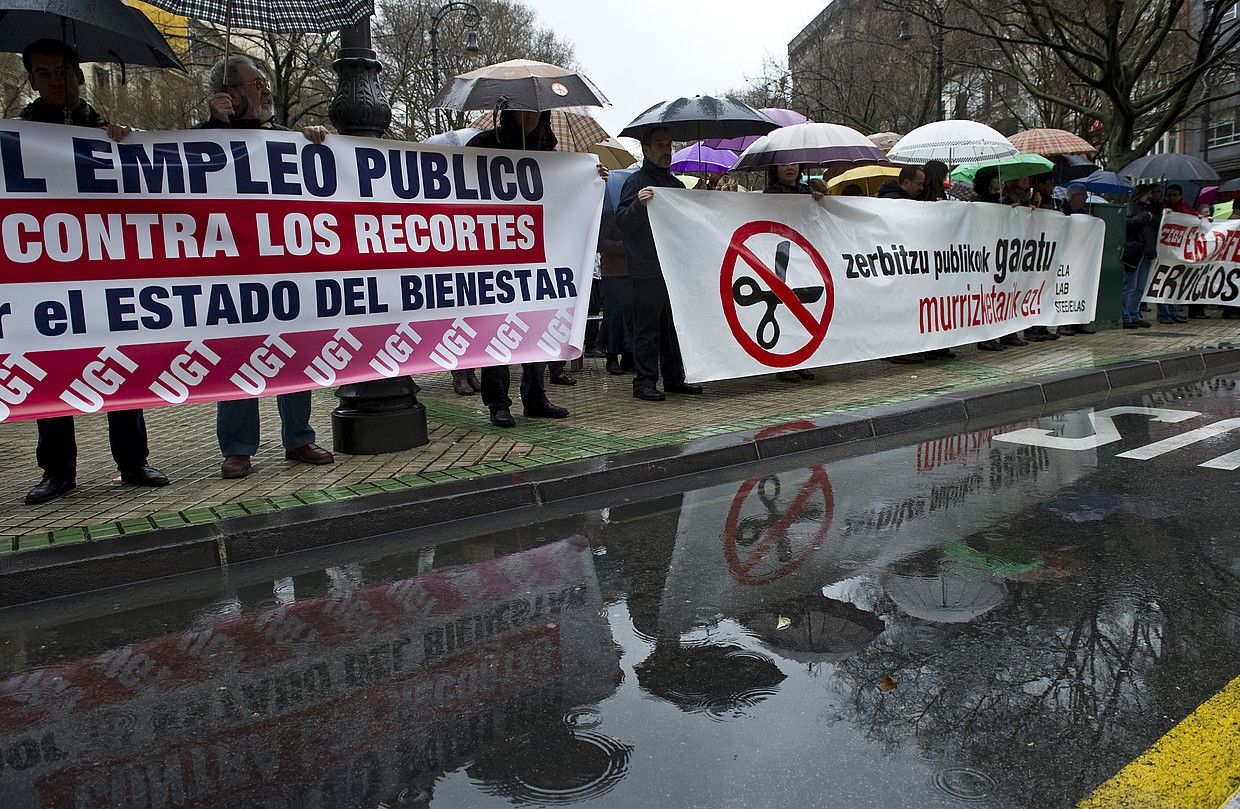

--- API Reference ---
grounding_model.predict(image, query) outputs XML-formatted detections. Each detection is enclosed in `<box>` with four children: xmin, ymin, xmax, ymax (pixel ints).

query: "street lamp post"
<box><xmin>328</xmin><ymin>16</ymin><xmax>430</xmax><ymax>455</ymax></box>
<box><xmin>428</xmin><ymin>1</ymin><xmax>482</xmax><ymax>133</ymax></box>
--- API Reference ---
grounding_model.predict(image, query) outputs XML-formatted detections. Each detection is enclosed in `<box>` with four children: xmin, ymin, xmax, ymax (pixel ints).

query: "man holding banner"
<box><xmin>198</xmin><ymin>55</ymin><xmax>335</xmax><ymax>478</ymax></box>
<box><xmin>618</xmin><ymin>127</ymin><xmax>703</xmax><ymax>402</ymax></box>
<box><xmin>17</xmin><ymin>40</ymin><xmax>169</xmax><ymax>504</ymax></box>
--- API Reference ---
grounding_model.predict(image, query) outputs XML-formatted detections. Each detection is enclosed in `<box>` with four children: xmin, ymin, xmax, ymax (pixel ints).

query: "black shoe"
<box><xmin>889</xmin><ymin>354</ymin><xmax>925</xmax><ymax>364</ymax></box>
<box><xmin>1024</xmin><ymin>330</ymin><xmax>1048</xmax><ymax>342</ymax></box>
<box><xmin>795</xmin><ymin>369</ymin><xmax>815</xmax><ymax>379</ymax></box>
<box><xmin>606</xmin><ymin>357</ymin><xmax>624</xmax><ymax>375</ymax></box>
<box><xmin>1136</xmin><ymin>319</ymin><xmax>1152</xmax><ymax>328</ymax></box>
<box><xmin>999</xmin><ymin>334</ymin><xmax>1027</xmax><ymax>347</ymax></box>
<box><xmin>25</xmin><ymin>476</ymin><xmax>75</xmax><ymax>505</ymax></box>
<box><xmin>775</xmin><ymin>371</ymin><xmax>801</xmax><ymax>381</ymax></box>
<box><xmin>490</xmin><ymin>407</ymin><xmax>516</xmax><ymax>427</ymax></box>
<box><xmin>452</xmin><ymin>372</ymin><xmax>475</xmax><ymax>396</ymax></box>
<box><xmin>465</xmin><ymin>370</ymin><xmax>480</xmax><ymax>391</ymax></box>
<box><xmin>633</xmin><ymin>387</ymin><xmax>666</xmax><ymax>401</ymax></box>
<box><xmin>1072</xmin><ymin>324</ymin><xmax>1095</xmax><ymax>334</ymax></box>
<box><xmin>1157</xmin><ymin>317</ymin><xmax>1175</xmax><ymax>324</ymax></box>
<box><xmin>1173</xmin><ymin>316</ymin><xmax>1188</xmax><ymax>324</ymax></box>
<box><xmin>926</xmin><ymin>348</ymin><xmax>956</xmax><ymax>358</ymax></box>
<box><xmin>583</xmin><ymin>345</ymin><xmax>606</xmax><ymax>358</ymax></box>
<box><xmin>1123</xmin><ymin>321</ymin><xmax>1140</xmax><ymax>329</ymax></box>
<box><xmin>120</xmin><ymin>465</ymin><xmax>169</xmax><ymax>487</ymax></box>
<box><xmin>1056</xmin><ymin>326</ymin><xmax>1075</xmax><ymax>336</ymax></box>
<box><xmin>665</xmin><ymin>383</ymin><xmax>704</xmax><ymax>395</ymax></box>
<box><xmin>523</xmin><ymin>400</ymin><xmax>569</xmax><ymax>418</ymax></box>
<box><xmin>977</xmin><ymin>340</ymin><xmax>1005</xmax><ymax>351</ymax></box>
<box><xmin>548</xmin><ymin>370</ymin><xmax>577</xmax><ymax>386</ymax></box>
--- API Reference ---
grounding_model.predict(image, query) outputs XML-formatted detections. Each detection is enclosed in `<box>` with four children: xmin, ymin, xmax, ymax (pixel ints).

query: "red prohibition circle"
<box><xmin>718</xmin><ymin>220</ymin><xmax>835</xmax><ymax>368</ymax></box>
<box><xmin>722</xmin><ymin>464</ymin><xmax>835</xmax><ymax>586</ymax></box>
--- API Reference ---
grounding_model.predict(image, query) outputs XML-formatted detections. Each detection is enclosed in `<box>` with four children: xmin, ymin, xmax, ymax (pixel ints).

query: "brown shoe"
<box><xmin>286</xmin><ymin>443</ymin><xmax>335</xmax><ymax>465</ymax></box>
<box><xmin>221</xmin><ymin>455</ymin><xmax>252</xmax><ymax>479</ymax></box>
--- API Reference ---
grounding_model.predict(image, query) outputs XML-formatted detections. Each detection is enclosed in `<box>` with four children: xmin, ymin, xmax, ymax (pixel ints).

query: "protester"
<box><xmin>16</xmin><ymin>40</ymin><xmax>169</xmax><ymax>504</ymax></box>
<box><xmin>1059</xmin><ymin>183</ymin><xmax>1096</xmax><ymax>335</ymax></box>
<box><xmin>1164</xmin><ymin>184</ymin><xmax>1197</xmax><ymax>216</ymax></box>
<box><xmin>764</xmin><ymin>165</ymin><xmax>820</xmax><ymax>380</ymax></box>
<box><xmin>918</xmin><ymin>160</ymin><xmax>949</xmax><ymax>202</ymax></box>
<box><xmin>877</xmin><ymin>165</ymin><xmax>925</xmax><ymax>200</ymax></box>
<box><xmin>597</xmin><ymin>213</ymin><xmax>634</xmax><ymax>375</ymax></box>
<box><xmin>1033</xmin><ymin>174</ymin><xmax>1059</xmax><ymax>212</ymax></box>
<box><xmin>971</xmin><ymin>167</ymin><xmax>1026</xmax><ymax>351</ymax></box>
<box><xmin>451</xmin><ymin>368</ymin><xmax>481</xmax><ymax>396</ymax></box>
<box><xmin>1122</xmin><ymin>183</ymin><xmax>1160</xmax><ymax>329</ymax></box>
<box><xmin>1164</xmin><ymin>186</ymin><xmax>1207</xmax><ymax>319</ymax></box>
<box><xmin>199</xmin><ymin>55</ymin><xmax>335</xmax><ymax>477</ymax></box>
<box><xmin>618</xmin><ymin>126</ymin><xmax>703</xmax><ymax>402</ymax></box>
<box><xmin>466</xmin><ymin>110</ymin><xmax>598</xmax><ymax>425</ymax></box>
<box><xmin>1002</xmin><ymin>176</ymin><xmax>1036</xmax><ymax>208</ymax></box>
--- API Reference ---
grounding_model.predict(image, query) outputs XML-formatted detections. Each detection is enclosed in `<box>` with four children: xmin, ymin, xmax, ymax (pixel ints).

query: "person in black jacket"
<box><xmin>467</xmin><ymin>110</ymin><xmax>600</xmax><ymax>426</ymax></box>
<box><xmin>17</xmin><ymin>39</ymin><xmax>168</xmax><ymax>504</ymax></box>
<box><xmin>1122</xmin><ymin>183</ymin><xmax>1160</xmax><ymax>329</ymax></box>
<box><xmin>200</xmin><ymin>55</ymin><xmax>335</xmax><ymax>479</ymax></box>
<box><xmin>876</xmin><ymin>165</ymin><xmax>925</xmax><ymax>200</ymax></box>
<box><xmin>617</xmin><ymin>126</ymin><xmax>703</xmax><ymax>402</ymax></box>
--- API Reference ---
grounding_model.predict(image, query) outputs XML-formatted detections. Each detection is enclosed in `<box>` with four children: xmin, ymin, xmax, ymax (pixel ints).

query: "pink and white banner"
<box><xmin>0</xmin><ymin>120</ymin><xmax>604</xmax><ymax>421</ymax></box>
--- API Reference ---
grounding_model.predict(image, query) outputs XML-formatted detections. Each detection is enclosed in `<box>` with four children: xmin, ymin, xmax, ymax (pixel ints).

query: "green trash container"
<box><xmin>1084</xmin><ymin>202</ymin><xmax>1126</xmax><ymax>327</ymax></box>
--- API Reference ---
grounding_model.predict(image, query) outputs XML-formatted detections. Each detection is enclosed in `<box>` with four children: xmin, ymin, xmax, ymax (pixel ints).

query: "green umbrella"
<box><xmin>951</xmin><ymin>153</ymin><xmax>1054</xmax><ymax>183</ymax></box>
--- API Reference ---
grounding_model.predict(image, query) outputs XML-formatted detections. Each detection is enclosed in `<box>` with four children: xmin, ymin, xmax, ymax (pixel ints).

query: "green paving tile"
<box><xmin>87</xmin><ymin>523</ymin><xmax>122</xmax><ymax>540</ymax></box>
<box><xmin>242</xmin><ymin>499</ymin><xmax>277</xmax><ymax>514</ymax></box>
<box><xmin>392</xmin><ymin>474</ymin><xmax>433</xmax><ymax>487</ymax></box>
<box><xmin>212</xmin><ymin>504</ymin><xmax>247</xmax><ymax>519</ymax></box>
<box><xmin>0</xmin><ymin>537</ymin><xmax>16</xmax><ymax>554</ymax></box>
<box><xmin>323</xmin><ymin>486</ymin><xmax>356</xmax><ymax>500</ymax></box>
<box><xmin>270</xmin><ymin>495</ymin><xmax>304</xmax><ymax>509</ymax></box>
<box><xmin>296</xmin><ymin>491</ymin><xmax>332</xmax><ymax>505</ymax></box>
<box><xmin>17</xmin><ymin>533</ymin><xmax>51</xmax><ymax>551</ymax></box>
<box><xmin>421</xmin><ymin>471</ymin><xmax>454</xmax><ymax>482</ymax></box>
<box><xmin>347</xmin><ymin>482</ymin><xmax>383</xmax><ymax>496</ymax></box>
<box><xmin>152</xmin><ymin>512</ymin><xmax>188</xmax><ymax>528</ymax></box>
<box><xmin>373</xmin><ymin>479</ymin><xmax>409</xmax><ymax>492</ymax></box>
<box><xmin>120</xmin><ymin>517</ymin><xmax>154</xmax><ymax>533</ymax></box>
<box><xmin>181</xmin><ymin>508</ymin><xmax>216</xmax><ymax>525</ymax></box>
<box><xmin>51</xmin><ymin>527</ymin><xmax>88</xmax><ymax>546</ymax></box>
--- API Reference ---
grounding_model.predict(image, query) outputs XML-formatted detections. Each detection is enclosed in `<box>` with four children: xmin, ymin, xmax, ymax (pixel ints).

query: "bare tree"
<box><xmin>895</xmin><ymin>0</ymin><xmax>1240</xmax><ymax>167</ymax></box>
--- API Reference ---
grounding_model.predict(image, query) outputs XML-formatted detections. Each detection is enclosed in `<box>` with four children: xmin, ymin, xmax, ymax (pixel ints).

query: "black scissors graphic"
<box><xmin>731</xmin><ymin>240</ymin><xmax>825</xmax><ymax>349</ymax></box>
<box><xmin>735</xmin><ymin>475</ymin><xmax>826</xmax><ymax>561</ymax></box>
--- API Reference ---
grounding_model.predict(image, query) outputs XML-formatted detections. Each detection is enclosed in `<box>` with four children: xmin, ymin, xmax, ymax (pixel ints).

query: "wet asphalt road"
<box><xmin>0</xmin><ymin>376</ymin><xmax>1237</xmax><ymax>809</ymax></box>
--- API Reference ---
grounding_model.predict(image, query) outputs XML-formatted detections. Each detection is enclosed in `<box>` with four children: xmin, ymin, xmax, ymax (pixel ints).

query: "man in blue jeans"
<box><xmin>200</xmin><ymin>54</ymin><xmax>336</xmax><ymax>478</ymax></box>
<box><xmin>1123</xmin><ymin>184</ymin><xmax>1159</xmax><ymax>329</ymax></box>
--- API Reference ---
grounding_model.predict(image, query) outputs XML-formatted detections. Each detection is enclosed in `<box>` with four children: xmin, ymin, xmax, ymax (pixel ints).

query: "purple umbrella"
<box><xmin>704</xmin><ymin>108</ymin><xmax>810</xmax><ymax>151</ymax></box>
<box><xmin>670</xmin><ymin>143</ymin><xmax>737</xmax><ymax>173</ymax></box>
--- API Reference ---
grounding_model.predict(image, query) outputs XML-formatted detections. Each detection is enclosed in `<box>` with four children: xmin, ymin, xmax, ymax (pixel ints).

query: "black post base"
<box><xmin>331</xmin><ymin>378</ymin><xmax>428</xmax><ymax>455</ymax></box>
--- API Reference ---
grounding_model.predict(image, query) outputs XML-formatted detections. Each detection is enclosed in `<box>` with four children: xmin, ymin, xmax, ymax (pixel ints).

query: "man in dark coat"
<box><xmin>876</xmin><ymin>165</ymin><xmax>925</xmax><ymax>200</ymax></box>
<box><xmin>616</xmin><ymin>126</ymin><xmax>703</xmax><ymax>401</ymax></box>
<box><xmin>18</xmin><ymin>39</ymin><xmax>168</xmax><ymax>504</ymax></box>
<box><xmin>199</xmin><ymin>55</ymin><xmax>335</xmax><ymax>479</ymax></box>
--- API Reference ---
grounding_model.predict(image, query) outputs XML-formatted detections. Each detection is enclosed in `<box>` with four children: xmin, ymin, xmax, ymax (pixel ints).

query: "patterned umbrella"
<box><xmin>436</xmin><ymin>59</ymin><xmax>608</xmax><ymax>112</ymax></box>
<box><xmin>670</xmin><ymin>143</ymin><xmax>737</xmax><ymax>173</ymax></box>
<box><xmin>142</xmin><ymin>0</ymin><xmax>372</xmax><ymax>32</ymax></box>
<box><xmin>1010</xmin><ymin>128</ymin><xmax>1096</xmax><ymax>156</ymax></box>
<box><xmin>469</xmin><ymin>108</ymin><xmax>609</xmax><ymax>153</ymax></box>
<box><xmin>733</xmin><ymin>122</ymin><xmax>886</xmax><ymax>171</ymax></box>
<box><xmin>867</xmin><ymin>131</ymin><xmax>902</xmax><ymax>153</ymax></box>
<box><xmin>887</xmin><ymin>120</ymin><xmax>1018</xmax><ymax>166</ymax></box>
<box><xmin>703</xmin><ymin>108</ymin><xmax>811</xmax><ymax>152</ymax></box>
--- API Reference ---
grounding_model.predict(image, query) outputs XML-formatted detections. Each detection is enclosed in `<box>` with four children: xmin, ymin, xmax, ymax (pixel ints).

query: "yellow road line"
<box><xmin>1079</xmin><ymin>675</ymin><xmax>1240</xmax><ymax>809</ymax></box>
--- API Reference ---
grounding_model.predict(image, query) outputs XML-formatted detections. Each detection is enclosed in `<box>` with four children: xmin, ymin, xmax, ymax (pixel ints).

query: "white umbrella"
<box><xmin>881</xmin><ymin>568</ymin><xmax>1007</xmax><ymax>624</ymax></box>
<box><xmin>886</xmin><ymin>119</ymin><xmax>1018</xmax><ymax>166</ymax></box>
<box><xmin>732</xmin><ymin>122</ymin><xmax>887</xmax><ymax>171</ymax></box>
<box><xmin>420</xmin><ymin>127</ymin><xmax>483</xmax><ymax>147</ymax></box>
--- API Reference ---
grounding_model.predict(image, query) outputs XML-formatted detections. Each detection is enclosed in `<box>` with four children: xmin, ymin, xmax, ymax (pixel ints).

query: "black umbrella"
<box><xmin>0</xmin><ymin>0</ymin><xmax>185</xmax><ymax>71</ymax></box>
<box><xmin>432</xmin><ymin>59</ymin><xmax>609</xmax><ymax>113</ymax></box>
<box><xmin>1059</xmin><ymin>154</ymin><xmax>1098</xmax><ymax>182</ymax></box>
<box><xmin>1120</xmin><ymin>152</ymin><xmax>1220</xmax><ymax>184</ymax></box>
<box><xmin>619</xmin><ymin>95</ymin><xmax>779</xmax><ymax>141</ymax></box>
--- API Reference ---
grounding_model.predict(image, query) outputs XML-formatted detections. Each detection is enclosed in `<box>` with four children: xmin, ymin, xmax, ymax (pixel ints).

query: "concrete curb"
<box><xmin>2</xmin><ymin>346</ymin><xmax>1237</xmax><ymax>607</ymax></box>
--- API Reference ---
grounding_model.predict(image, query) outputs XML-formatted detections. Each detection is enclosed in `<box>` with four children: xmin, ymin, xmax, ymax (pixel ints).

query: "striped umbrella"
<box><xmin>470</xmin><ymin>108</ymin><xmax>609</xmax><ymax>153</ymax></box>
<box><xmin>1009</xmin><ymin>128</ymin><xmax>1096</xmax><ymax>156</ymax></box>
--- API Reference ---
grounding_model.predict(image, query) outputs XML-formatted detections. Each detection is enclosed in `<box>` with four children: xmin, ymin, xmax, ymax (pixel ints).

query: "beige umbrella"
<box><xmin>470</xmin><ymin>108</ymin><xmax>609</xmax><ymax>153</ymax></box>
<box><xmin>868</xmin><ymin>132</ymin><xmax>902</xmax><ymax>153</ymax></box>
<box><xmin>589</xmin><ymin>137</ymin><xmax>637</xmax><ymax>169</ymax></box>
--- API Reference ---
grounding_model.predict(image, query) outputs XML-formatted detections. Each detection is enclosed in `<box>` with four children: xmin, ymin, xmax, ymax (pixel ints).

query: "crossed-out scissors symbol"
<box><xmin>731</xmin><ymin>239</ymin><xmax>825</xmax><ymax>349</ymax></box>
<box><xmin>735</xmin><ymin>475</ymin><xmax>825</xmax><ymax>561</ymax></box>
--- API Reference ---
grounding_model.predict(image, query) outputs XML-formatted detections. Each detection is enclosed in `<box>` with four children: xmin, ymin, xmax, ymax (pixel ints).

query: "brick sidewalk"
<box><xmin>2</xmin><ymin>320</ymin><xmax>1237</xmax><ymax>553</ymax></box>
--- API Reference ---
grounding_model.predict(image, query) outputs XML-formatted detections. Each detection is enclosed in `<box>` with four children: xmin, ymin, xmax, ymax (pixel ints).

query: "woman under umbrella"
<box><xmin>763</xmin><ymin>164</ymin><xmax>822</xmax><ymax>382</ymax></box>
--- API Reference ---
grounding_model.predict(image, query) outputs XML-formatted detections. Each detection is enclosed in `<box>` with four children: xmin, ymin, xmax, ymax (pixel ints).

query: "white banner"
<box><xmin>647</xmin><ymin>191</ymin><xmax>1105</xmax><ymax>383</ymax></box>
<box><xmin>1145</xmin><ymin>211</ymin><xmax>1240</xmax><ymax>306</ymax></box>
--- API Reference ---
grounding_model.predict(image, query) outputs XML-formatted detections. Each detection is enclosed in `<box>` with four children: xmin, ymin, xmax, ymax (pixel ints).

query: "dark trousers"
<box><xmin>36</xmin><ymin>410</ymin><xmax>148</xmax><ymax>479</ymax></box>
<box><xmin>631</xmin><ymin>277</ymin><xmax>685</xmax><ymax>391</ymax></box>
<box><xmin>599</xmin><ymin>276</ymin><xmax>634</xmax><ymax>356</ymax></box>
<box><xmin>481</xmin><ymin>363</ymin><xmax>546</xmax><ymax>409</ymax></box>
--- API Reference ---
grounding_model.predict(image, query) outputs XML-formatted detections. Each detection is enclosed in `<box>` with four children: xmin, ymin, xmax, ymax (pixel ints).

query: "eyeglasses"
<box><xmin>230</xmin><ymin>75</ymin><xmax>270</xmax><ymax>91</ymax></box>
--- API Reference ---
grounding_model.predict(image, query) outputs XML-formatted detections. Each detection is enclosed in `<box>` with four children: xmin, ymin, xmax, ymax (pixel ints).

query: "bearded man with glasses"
<box><xmin>196</xmin><ymin>54</ymin><xmax>335</xmax><ymax>479</ymax></box>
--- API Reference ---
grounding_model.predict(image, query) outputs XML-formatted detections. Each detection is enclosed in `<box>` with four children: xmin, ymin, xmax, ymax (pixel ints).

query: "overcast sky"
<box><xmin>524</xmin><ymin>1</ymin><xmax>829</xmax><ymax>135</ymax></box>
